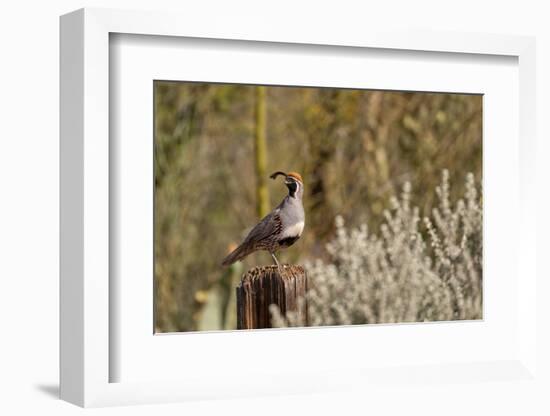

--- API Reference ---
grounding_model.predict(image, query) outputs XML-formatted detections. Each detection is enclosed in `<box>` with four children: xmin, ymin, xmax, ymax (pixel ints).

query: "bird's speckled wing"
<box><xmin>242</xmin><ymin>209</ymin><xmax>283</xmax><ymax>248</ymax></box>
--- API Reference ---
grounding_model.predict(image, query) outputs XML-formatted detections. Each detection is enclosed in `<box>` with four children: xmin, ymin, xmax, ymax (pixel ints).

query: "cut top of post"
<box><xmin>236</xmin><ymin>265</ymin><xmax>308</xmax><ymax>330</ymax></box>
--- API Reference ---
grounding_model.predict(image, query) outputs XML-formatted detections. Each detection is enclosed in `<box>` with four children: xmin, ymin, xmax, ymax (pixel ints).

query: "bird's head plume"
<box><xmin>269</xmin><ymin>171</ymin><xmax>288</xmax><ymax>180</ymax></box>
<box><xmin>270</xmin><ymin>171</ymin><xmax>303</xmax><ymax>198</ymax></box>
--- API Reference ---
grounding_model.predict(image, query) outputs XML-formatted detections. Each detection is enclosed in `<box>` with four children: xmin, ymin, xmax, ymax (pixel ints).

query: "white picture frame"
<box><xmin>60</xmin><ymin>8</ymin><xmax>537</xmax><ymax>408</ymax></box>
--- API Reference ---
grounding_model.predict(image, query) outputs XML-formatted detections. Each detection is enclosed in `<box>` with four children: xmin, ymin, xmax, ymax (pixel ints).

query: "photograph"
<box><xmin>154</xmin><ymin>81</ymin><xmax>483</xmax><ymax>332</ymax></box>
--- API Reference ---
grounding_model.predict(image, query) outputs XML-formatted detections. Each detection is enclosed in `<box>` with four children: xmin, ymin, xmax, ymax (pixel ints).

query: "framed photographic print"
<box><xmin>60</xmin><ymin>8</ymin><xmax>538</xmax><ymax>408</ymax></box>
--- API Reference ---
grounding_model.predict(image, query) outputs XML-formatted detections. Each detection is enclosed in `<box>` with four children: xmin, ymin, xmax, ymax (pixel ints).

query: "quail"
<box><xmin>222</xmin><ymin>171</ymin><xmax>305</xmax><ymax>269</ymax></box>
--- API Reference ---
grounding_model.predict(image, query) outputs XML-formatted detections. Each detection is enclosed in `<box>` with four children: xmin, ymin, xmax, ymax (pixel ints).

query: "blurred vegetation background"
<box><xmin>154</xmin><ymin>81</ymin><xmax>482</xmax><ymax>332</ymax></box>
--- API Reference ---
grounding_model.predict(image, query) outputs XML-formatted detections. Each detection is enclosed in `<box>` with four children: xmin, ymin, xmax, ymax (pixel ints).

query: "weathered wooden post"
<box><xmin>236</xmin><ymin>265</ymin><xmax>308</xmax><ymax>329</ymax></box>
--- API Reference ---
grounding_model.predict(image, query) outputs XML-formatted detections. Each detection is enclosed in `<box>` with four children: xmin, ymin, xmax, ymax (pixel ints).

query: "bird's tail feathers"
<box><xmin>221</xmin><ymin>244</ymin><xmax>252</xmax><ymax>266</ymax></box>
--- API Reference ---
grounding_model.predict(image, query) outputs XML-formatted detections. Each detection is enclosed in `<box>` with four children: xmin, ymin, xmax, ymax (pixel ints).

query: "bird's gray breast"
<box><xmin>278</xmin><ymin>196</ymin><xmax>305</xmax><ymax>239</ymax></box>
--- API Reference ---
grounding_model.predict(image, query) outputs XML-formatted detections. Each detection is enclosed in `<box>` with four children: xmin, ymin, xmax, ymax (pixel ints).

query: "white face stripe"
<box><xmin>294</xmin><ymin>181</ymin><xmax>301</xmax><ymax>195</ymax></box>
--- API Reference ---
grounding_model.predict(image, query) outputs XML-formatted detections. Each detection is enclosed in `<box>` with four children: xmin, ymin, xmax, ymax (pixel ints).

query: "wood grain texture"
<box><xmin>236</xmin><ymin>265</ymin><xmax>308</xmax><ymax>329</ymax></box>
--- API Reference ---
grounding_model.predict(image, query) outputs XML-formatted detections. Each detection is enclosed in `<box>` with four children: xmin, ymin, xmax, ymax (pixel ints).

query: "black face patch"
<box><xmin>286</xmin><ymin>181</ymin><xmax>298</xmax><ymax>197</ymax></box>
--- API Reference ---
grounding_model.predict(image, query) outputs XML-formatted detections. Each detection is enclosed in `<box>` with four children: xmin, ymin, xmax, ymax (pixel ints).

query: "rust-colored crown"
<box><xmin>286</xmin><ymin>172</ymin><xmax>303</xmax><ymax>183</ymax></box>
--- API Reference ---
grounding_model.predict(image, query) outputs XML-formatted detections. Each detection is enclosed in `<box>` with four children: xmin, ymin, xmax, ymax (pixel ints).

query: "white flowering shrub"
<box><xmin>271</xmin><ymin>171</ymin><xmax>482</xmax><ymax>327</ymax></box>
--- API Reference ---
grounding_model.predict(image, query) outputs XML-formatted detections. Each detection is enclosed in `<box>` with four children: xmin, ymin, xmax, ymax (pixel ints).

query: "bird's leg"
<box><xmin>270</xmin><ymin>252</ymin><xmax>283</xmax><ymax>275</ymax></box>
